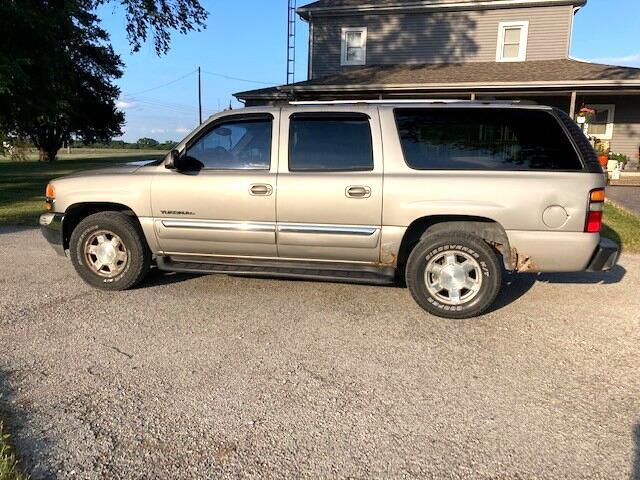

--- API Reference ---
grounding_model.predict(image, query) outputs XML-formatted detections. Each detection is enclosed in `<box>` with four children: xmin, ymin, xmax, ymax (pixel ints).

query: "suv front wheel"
<box><xmin>69</xmin><ymin>211</ymin><xmax>151</xmax><ymax>290</ymax></box>
<box><xmin>406</xmin><ymin>232</ymin><xmax>502</xmax><ymax>319</ymax></box>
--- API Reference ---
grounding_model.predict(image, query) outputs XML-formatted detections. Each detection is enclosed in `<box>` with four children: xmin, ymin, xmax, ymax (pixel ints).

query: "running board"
<box><xmin>156</xmin><ymin>256</ymin><xmax>396</xmax><ymax>285</ymax></box>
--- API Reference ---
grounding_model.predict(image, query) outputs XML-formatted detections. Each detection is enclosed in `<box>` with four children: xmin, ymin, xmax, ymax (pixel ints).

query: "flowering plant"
<box><xmin>577</xmin><ymin>107</ymin><xmax>596</xmax><ymax>123</ymax></box>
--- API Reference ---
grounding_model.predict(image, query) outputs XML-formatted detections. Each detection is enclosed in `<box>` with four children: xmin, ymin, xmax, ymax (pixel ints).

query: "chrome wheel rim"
<box><xmin>424</xmin><ymin>250</ymin><xmax>483</xmax><ymax>306</ymax></box>
<box><xmin>84</xmin><ymin>230</ymin><xmax>128</xmax><ymax>278</ymax></box>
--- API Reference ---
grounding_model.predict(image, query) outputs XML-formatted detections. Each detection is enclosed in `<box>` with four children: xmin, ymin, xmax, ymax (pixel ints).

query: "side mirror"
<box><xmin>165</xmin><ymin>149</ymin><xmax>181</xmax><ymax>170</ymax></box>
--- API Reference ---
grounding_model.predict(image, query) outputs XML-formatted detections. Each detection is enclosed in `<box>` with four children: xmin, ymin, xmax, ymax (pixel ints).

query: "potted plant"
<box><xmin>577</xmin><ymin>107</ymin><xmax>596</xmax><ymax>125</ymax></box>
<box><xmin>610</xmin><ymin>152</ymin><xmax>630</xmax><ymax>169</ymax></box>
<box><xmin>594</xmin><ymin>141</ymin><xmax>609</xmax><ymax>168</ymax></box>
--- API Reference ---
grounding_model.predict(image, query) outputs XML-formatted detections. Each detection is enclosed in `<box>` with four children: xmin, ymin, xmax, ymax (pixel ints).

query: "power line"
<box><xmin>120</xmin><ymin>93</ymin><xmax>217</xmax><ymax>113</ymax></box>
<box><xmin>201</xmin><ymin>70</ymin><xmax>277</xmax><ymax>86</ymax></box>
<box><xmin>124</xmin><ymin>69</ymin><xmax>198</xmax><ymax>96</ymax></box>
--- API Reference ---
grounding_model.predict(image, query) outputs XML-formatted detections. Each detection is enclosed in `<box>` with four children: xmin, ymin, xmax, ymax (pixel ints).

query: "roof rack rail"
<box><xmin>288</xmin><ymin>99</ymin><xmax>533</xmax><ymax>106</ymax></box>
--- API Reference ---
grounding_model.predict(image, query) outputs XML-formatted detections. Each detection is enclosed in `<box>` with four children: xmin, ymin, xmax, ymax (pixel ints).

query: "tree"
<box><xmin>96</xmin><ymin>0</ymin><xmax>208</xmax><ymax>55</ymax></box>
<box><xmin>137</xmin><ymin>137</ymin><xmax>160</xmax><ymax>148</ymax></box>
<box><xmin>0</xmin><ymin>0</ymin><xmax>208</xmax><ymax>161</ymax></box>
<box><xmin>1</xmin><ymin>1</ymin><xmax>124</xmax><ymax>161</ymax></box>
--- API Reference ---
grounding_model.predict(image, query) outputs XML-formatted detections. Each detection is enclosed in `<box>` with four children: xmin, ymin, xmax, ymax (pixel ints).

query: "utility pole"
<box><xmin>198</xmin><ymin>66</ymin><xmax>203</xmax><ymax>124</ymax></box>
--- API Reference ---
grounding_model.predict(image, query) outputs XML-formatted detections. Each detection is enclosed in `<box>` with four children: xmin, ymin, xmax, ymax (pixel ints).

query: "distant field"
<box><xmin>0</xmin><ymin>151</ymin><xmax>164</xmax><ymax>225</ymax></box>
<box><xmin>0</xmin><ymin>148</ymin><xmax>167</xmax><ymax>163</ymax></box>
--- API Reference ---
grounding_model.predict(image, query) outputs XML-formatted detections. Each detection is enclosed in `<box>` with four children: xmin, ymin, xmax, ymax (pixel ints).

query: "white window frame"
<box><xmin>341</xmin><ymin>27</ymin><xmax>367</xmax><ymax>66</ymax></box>
<box><xmin>584</xmin><ymin>104</ymin><xmax>616</xmax><ymax>140</ymax></box>
<box><xmin>496</xmin><ymin>21</ymin><xmax>529</xmax><ymax>62</ymax></box>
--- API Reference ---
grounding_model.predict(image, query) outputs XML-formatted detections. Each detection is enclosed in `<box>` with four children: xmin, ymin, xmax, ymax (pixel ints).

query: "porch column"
<box><xmin>569</xmin><ymin>91</ymin><xmax>577</xmax><ymax>118</ymax></box>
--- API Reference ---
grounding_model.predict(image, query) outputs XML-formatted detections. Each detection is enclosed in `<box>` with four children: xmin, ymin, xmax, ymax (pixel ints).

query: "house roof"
<box><xmin>235</xmin><ymin>59</ymin><xmax>640</xmax><ymax>101</ymax></box>
<box><xmin>297</xmin><ymin>0</ymin><xmax>587</xmax><ymax>19</ymax></box>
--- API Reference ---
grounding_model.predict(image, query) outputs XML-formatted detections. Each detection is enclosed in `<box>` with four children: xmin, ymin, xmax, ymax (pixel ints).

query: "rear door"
<box><xmin>276</xmin><ymin>106</ymin><xmax>383</xmax><ymax>263</ymax></box>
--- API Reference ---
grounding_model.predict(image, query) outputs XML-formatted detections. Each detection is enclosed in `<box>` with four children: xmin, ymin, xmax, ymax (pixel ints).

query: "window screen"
<box><xmin>502</xmin><ymin>27</ymin><xmax>522</xmax><ymax>59</ymax></box>
<box><xmin>394</xmin><ymin>108</ymin><xmax>584</xmax><ymax>171</ymax></box>
<box><xmin>341</xmin><ymin>27</ymin><xmax>367</xmax><ymax>65</ymax></box>
<box><xmin>185</xmin><ymin>118</ymin><xmax>272</xmax><ymax>170</ymax></box>
<box><xmin>345</xmin><ymin>31</ymin><xmax>364</xmax><ymax>62</ymax></box>
<box><xmin>289</xmin><ymin>114</ymin><xmax>374</xmax><ymax>172</ymax></box>
<box><xmin>587</xmin><ymin>106</ymin><xmax>613</xmax><ymax>136</ymax></box>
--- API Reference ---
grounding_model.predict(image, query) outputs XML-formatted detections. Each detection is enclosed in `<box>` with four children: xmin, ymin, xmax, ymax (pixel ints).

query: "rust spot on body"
<box><xmin>380</xmin><ymin>244</ymin><xmax>398</xmax><ymax>267</ymax></box>
<box><xmin>512</xmin><ymin>247</ymin><xmax>539</xmax><ymax>272</ymax></box>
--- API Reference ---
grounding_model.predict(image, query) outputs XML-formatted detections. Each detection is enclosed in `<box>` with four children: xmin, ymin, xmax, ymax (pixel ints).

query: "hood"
<box><xmin>60</xmin><ymin>160</ymin><xmax>158</xmax><ymax>179</ymax></box>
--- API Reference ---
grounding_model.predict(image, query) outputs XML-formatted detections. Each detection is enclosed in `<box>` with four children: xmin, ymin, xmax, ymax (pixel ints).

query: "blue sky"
<box><xmin>98</xmin><ymin>0</ymin><xmax>640</xmax><ymax>142</ymax></box>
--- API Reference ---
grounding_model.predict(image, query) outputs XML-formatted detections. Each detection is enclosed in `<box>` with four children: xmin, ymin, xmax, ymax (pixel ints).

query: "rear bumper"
<box><xmin>586</xmin><ymin>237</ymin><xmax>620</xmax><ymax>272</ymax></box>
<box><xmin>39</xmin><ymin>213</ymin><xmax>66</xmax><ymax>256</ymax></box>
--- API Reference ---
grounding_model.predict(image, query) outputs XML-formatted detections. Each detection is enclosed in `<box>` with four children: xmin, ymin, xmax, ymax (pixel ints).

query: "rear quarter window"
<box><xmin>394</xmin><ymin>108</ymin><xmax>584</xmax><ymax>171</ymax></box>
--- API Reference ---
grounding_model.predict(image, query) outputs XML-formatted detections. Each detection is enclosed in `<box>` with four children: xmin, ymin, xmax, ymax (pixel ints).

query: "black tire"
<box><xmin>69</xmin><ymin>211</ymin><xmax>151</xmax><ymax>291</ymax></box>
<box><xmin>406</xmin><ymin>231</ymin><xmax>502</xmax><ymax>319</ymax></box>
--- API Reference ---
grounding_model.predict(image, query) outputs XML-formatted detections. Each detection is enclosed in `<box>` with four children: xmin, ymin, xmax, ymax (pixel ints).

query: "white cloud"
<box><xmin>175</xmin><ymin>127</ymin><xmax>190</xmax><ymax>134</ymax></box>
<box><xmin>590</xmin><ymin>53</ymin><xmax>640</xmax><ymax>68</ymax></box>
<box><xmin>150</xmin><ymin>128</ymin><xmax>166</xmax><ymax>134</ymax></box>
<box><xmin>116</xmin><ymin>100</ymin><xmax>135</xmax><ymax>109</ymax></box>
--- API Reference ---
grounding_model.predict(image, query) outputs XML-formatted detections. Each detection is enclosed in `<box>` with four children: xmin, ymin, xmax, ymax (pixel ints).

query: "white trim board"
<box><xmin>496</xmin><ymin>21</ymin><xmax>529</xmax><ymax>62</ymax></box>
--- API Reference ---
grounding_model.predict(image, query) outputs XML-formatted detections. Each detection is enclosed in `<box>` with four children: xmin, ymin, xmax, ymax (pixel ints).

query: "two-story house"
<box><xmin>235</xmin><ymin>0</ymin><xmax>640</xmax><ymax>167</ymax></box>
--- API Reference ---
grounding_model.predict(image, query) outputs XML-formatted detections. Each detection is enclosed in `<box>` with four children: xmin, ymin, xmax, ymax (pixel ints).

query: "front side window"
<box><xmin>185</xmin><ymin>118</ymin><xmax>272</xmax><ymax>170</ymax></box>
<box><xmin>395</xmin><ymin>108</ymin><xmax>583</xmax><ymax>171</ymax></box>
<box><xmin>583</xmin><ymin>104</ymin><xmax>615</xmax><ymax>139</ymax></box>
<box><xmin>496</xmin><ymin>21</ymin><xmax>528</xmax><ymax>62</ymax></box>
<box><xmin>289</xmin><ymin>114</ymin><xmax>373</xmax><ymax>172</ymax></box>
<box><xmin>341</xmin><ymin>27</ymin><xmax>367</xmax><ymax>66</ymax></box>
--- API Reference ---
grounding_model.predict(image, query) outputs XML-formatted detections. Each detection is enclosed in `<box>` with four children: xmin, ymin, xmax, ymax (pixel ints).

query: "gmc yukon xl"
<box><xmin>40</xmin><ymin>100</ymin><xmax>619</xmax><ymax>318</ymax></box>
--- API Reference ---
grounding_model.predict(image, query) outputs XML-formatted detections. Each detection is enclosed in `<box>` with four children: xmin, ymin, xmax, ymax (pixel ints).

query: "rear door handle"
<box><xmin>346</xmin><ymin>186</ymin><xmax>371</xmax><ymax>198</ymax></box>
<box><xmin>249</xmin><ymin>184</ymin><xmax>273</xmax><ymax>196</ymax></box>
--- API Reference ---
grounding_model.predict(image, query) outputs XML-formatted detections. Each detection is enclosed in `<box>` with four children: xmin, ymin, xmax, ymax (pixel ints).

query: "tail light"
<box><xmin>585</xmin><ymin>188</ymin><xmax>605</xmax><ymax>233</ymax></box>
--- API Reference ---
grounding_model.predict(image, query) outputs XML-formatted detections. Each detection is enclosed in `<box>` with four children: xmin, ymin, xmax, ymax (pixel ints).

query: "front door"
<box><xmin>276</xmin><ymin>106</ymin><xmax>383</xmax><ymax>263</ymax></box>
<box><xmin>151</xmin><ymin>113</ymin><xmax>279</xmax><ymax>258</ymax></box>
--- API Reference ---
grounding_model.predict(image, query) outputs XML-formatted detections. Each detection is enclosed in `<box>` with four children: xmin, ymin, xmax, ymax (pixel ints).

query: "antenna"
<box><xmin>286</xmin><ymin>0</ymin><xmax>296</xmax><ymax>84</ymax></box>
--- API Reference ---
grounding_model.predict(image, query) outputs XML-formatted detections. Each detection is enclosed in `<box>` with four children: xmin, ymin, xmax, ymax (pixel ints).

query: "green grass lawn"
<box><xmin>0</xmin><ymin>151</ymin><xmax>164</xmax><ymax>225</ymax></box>
<box><xmin>602</xmin><ymin>201</ymin><xmax>640</xmax><ymax>254</ymax></box>
<box><xmin>0</xmin><ymin>420</ymin><xmax>26</xmax><ymax>480</ymax></box>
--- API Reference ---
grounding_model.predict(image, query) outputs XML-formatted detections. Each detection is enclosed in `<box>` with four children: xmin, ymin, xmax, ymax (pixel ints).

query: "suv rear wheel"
<box><xmin>69</xmin><ymin>211</ymin><xmax>151</xmax><ymax>290</ymax></box>
<box><xmin>406</xmin><ymin>232</ymin><xmax>502</xmax><ymax>319</ymax></box>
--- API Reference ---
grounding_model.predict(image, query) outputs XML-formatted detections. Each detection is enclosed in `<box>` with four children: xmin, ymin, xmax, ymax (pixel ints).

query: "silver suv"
<box><xmin>40</xmin><ymin>100</ymin><xmax>619</xmax><ymax>318</ymax></box>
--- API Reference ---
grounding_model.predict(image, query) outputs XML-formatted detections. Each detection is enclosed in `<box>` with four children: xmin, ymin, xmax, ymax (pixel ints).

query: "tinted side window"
<box><xmin>395</xmin><ymin>108</ymin><xmax>584</xmax><ymax>171</ymax></box>
<box><xmin>289</xmin><ymin>114</ymin><xmax>373</xmax><ymax>171</ymax></box>
<box><xmin>186</xmin><ymin>118</ymin><xmax>272</xmax><ymax>170</ymax></box>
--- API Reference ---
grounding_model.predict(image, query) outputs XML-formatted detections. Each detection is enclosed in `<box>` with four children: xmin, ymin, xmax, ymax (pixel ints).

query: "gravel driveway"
<box><xmin>1</xmin><ymin>227</ymin><xmax>639</xmax><ymax>479</ymax></box>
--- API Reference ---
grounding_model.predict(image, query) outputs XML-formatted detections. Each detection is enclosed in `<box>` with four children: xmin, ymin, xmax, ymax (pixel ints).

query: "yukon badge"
<box><xmin>161</xmin><ymin>210</ymin><xmax>196</xmax><ymax>216</ymax></box>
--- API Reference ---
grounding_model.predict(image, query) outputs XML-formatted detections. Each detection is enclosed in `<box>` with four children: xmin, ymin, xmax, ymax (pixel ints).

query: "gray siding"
<box><xmin>311</xmin><ymin>5</ymin><xmax>574</xmax><ymax>78</ymax></box>
<box><xmin>609</xmin><ymin>97</ymin><xmax>640</xmax><ymax>168</ymax></box>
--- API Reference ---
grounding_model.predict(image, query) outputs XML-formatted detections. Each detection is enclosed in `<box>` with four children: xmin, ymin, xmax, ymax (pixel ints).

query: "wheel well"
<box><xmin>62</xmin><ymin>203</ymin><xmax>141</xmax><ymax>250</ymax></box>
<box><xmin>396</xmin><ymin>215</ymin><xmax>513</xmax><ymax>270</ymax></box>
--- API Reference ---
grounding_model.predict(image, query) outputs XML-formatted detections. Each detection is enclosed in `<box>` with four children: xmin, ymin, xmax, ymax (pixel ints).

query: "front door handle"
<box><xmin>346</xmin><ymin>185</ymin><xmax>371</xmax><ymax>198</ymax></box>
<box><xmin>249</xmin><ymin>184</ymin><xmax>273</xmax><ymax>196</ymax></box>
